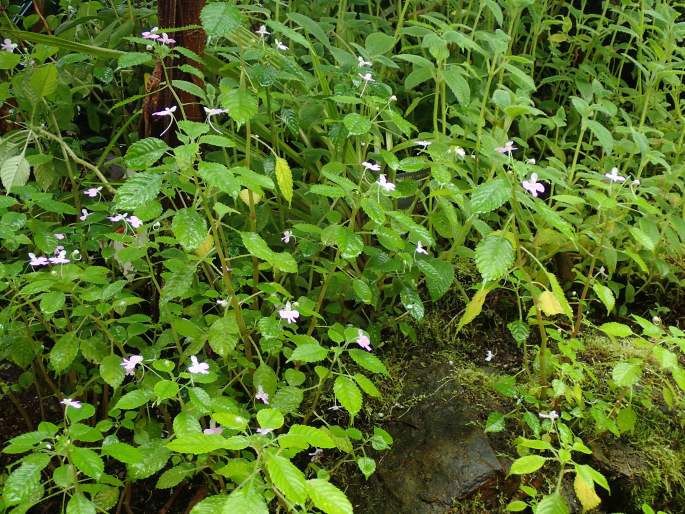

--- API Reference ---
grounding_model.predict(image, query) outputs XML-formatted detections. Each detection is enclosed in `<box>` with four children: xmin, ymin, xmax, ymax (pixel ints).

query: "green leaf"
<box><xmin>99</xmin><ymin>355</ymin><xmax>124</xmax><ymax>389</ymax></box>
<box><xmin>49</xmin><ymin>333</ymin><xmax>79</xmax><ymax>374</ymax></box>
<box><xmin>154</xmin><ymin>380</ymin><xmax>179</xmax><ymax>401</ymax></box>
<box><xmin>2</xmin><ymin>453</ymin><xmax>49</xmax><ymax>506</ymax></box>
<box><xmin>114</xmin><ymin>172</ymin><xmax>163</xmax><ymax>210</ymax></box>
<box><xmin>257</xmin><ymin>408</ymin><xmax>284</xmax><ymax>430</ymax></box>
<box><xmin>200</xmin><ymin>3</ymin><xmax>242</xmax><ymax>38</ymax></box>
<box><xmin>101</xmin><ymin>442</ymin><xmax>143</xmax><ymax>464</ymax></box>
<box><xmin>275</xmin><ymin>157</ymin><xmax>293</xmax><ymax>205</ymax></box>
<box><xmin>585</xmin><ymin>119</ymin><xmax>613</xmax><ymax>154</ymax></box>
<box><xmin>352</xmin><ymin>278</ymin><xmax>373</xmax><ymax>304</ymax></box>
<box><xmin>348</xmin><ymin>349</ymin><xmax>388</xmax><ymax>375</ymax></box>
<box><xmin>220</xmin><ymin>89</ymin><xmax>258</xmax><ymax>125</ymax></box>
<box><xmin>208</xmin><ymin>317</ymin><xmax>238</xmax><ymax>357</ymax></box>
<box><xmin>167</xmin><ymin>434</ymin><xmax>231</xmax><ymax>454</ymax></box>
<box><xmin>592</xmin><ymin>283</ymin><xmax>615</xmax><ymax>314</ymax></box>
<box><xmin>343</xmin><ymin>113</ymin><xmax>372</xmax><ymax>136</ymax></box>
<box><xmin>198</xmin><ymin>162</ymin><xmax>240</xmax><ymax>196</ymax></box>
<box><xmin>117</xmin><ymin>52</ymin><xmax>152</xmax><ymax>69</ymax></box>
<box><xmin>306</xmin><ymin>479</ymin><xmax>353</xmax><ymax>514</ymax></box>
<box><xmin>535</xmin><ymin>493</ymin><xmax>569</xmax><ymax>514</ymax></box>
<box><xmin>172</xmin><ymin>209</ymin><xmax>208</xmax><ymax>252</ymax></box>
<box><xmin>40</xmin><ymin>291</ymin><xmax>65</xmax><ymax>315</ymax></box>
<box><xmin>354</xmin><ymin>373</ymin><xmax>381</xmax><ymax>398</ymax></box>
<box><xmin>70</xmin><ymin>447</ymin><xmax>104</xmax><ymax>480</ymax></box>
<box><xmin>266</xmin><ymin>453</ymin><xmax>308</xmax><ymax>505</ymax></box>
<box><xmin>471</xmin><ymin>178</ymin><xmax>511</xmax><ymax>214</ymax></box>
<box><xmin>66</xmin><ymin>493</ymin><xmax>96</xmax><ymax>514</ymax></box>
<box><xmin>156</xmin><ymin>463</ymin><xmax>195</xmax><ymax>489</ymax></box>
<box><xmin>629</xmin><ymin>226</ymin><xmax>656</xmax><ymax>251</ymax></box>
<box><xmin>612</xmin><ymin>362</ymin><xmax>642</xmax><ymax>388</ymax></box>
<box><xmin>172</xmin><ymin>80</ymin><xmax>206</xmax><ymax>100</ymax></box>
<box><xmin>443</xmin><ymin>66</ymin><xmax>470</xmax><ymax>104</ymax></box>
<box><xmin>1</xmin><ymin>155</ymin><xmax>31</xmax><ymax>192</ymax></box>
<box><xmin>507</xmin><ymin>500</ymin><xmax>529</xmax><ymax>512</ymax></box>
<box><xmin>124</xmin><ymin>138</ymin><xmax>169</xmax><ymax>170</ymax></box>
<box><xmin>30</xmin><ymin>64</ymin><xmax>59</xmax><ymax>99</ymax></box>
<box><xmin>485</xmin><ymin>411</ymin><xmax>506</xmax><ymax>433</ymax></box>
<box><xmin>416</xmin><ymin>258</ymin><xmax>454</xmax><ymax>301</ymax></box>
<box><xmin>333</xmin><ymin>376</ymin><xmax>362</xmax><ymax>417</ymax></box>
<box><xmin>0</xmin><ymin>52</ymin><xmax>21</xmax><ymax>69</ymax></box>
<box><xmin>475</xmin><ymin>234</ymin><xmax>514</xmax><ymax>282</ymax></box>
<box><xmin>400</xmin><ymin>286</ymin><xmax>424</xmax><ymax>320</ymax></box>
<box><xmin>509</xmin><ymin>455</ymin><xmax>547</xmax><ymax>475</ymax></box>
<box><xmin>360</xmin><ymin>198</ymin><xmax>385</xmax><ymax>224</ymax></box>
<box><xmin>321</xmin><ymin>225</ymin><xmax>364</xmax><ymax>259</ymax></box>
<box><xmin>113</xmin><ymin>390</ymin><xmax>152</xmax><ymax>410</ymax></box>
<box><xmin>289</xmin><ymin>342</ymin><xmax>328</xmax><ymax>363</ymax></box>
<box><xmin>365</xmin><ymin>32</ymin><xmax>395</xmax><ymax>55</ymax></box>
<box><xmin>241</xmin><ymin>232</ymin><xmax>297</xmax><ymax>273</ymax></box>
<box><xmin>221</xmin><ymin>489</ymin><xmax>268</xmax><ymax>514</ymax></box>
<box><xmin>599</xmin><ymin>322</ymin><xmax>633</xmax><ymax>338</ymax></box>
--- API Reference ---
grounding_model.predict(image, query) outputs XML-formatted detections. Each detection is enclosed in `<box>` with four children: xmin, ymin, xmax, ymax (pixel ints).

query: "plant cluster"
<box><xmin>1</xmin><ymin>0</ymin><xmax>684</xmax><ymax>513</ymax></box>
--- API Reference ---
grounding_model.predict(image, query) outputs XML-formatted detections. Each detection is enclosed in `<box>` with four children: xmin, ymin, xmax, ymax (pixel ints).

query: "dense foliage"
<box><xmin>1</xmin><ymin>0</ymin><xmax>684</xmax><ymax>512</ymax></box>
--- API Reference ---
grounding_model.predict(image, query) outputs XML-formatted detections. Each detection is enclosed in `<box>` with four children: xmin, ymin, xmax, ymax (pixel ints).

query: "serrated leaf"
<box><xmin>306</xmin><ymin>479</ymin><xmax>353</xmax><ymax>514</ymax></box>
<box><xmin>289</xmin><ymin>342</ymin><xmax>328</xmax><ymax>363</ymax></box>
<box><xmin>30</xmin><ymin>64</ymin><xmax>58</xmax><ymax>98</ymax></box>
<box><xmin>457</xmin><ymin>287</ymin><xmax>490</xmax><ymax>332</ymax></box>
<box><xmin>117</xmin><ymin>52</ymin><xmax>152</xmax><ymax>68</ymax></box>
<box><xmin>443</xmin><ymin>66</ymin><xmax>470</xmax><ymax>104</ymax></box>
<box><xmin>348</xmin><ymin>349</ymin><xmax>388</xmax><ymax>375</ymax></box>
<box><xmin>167</xmin><ymin>434</ymin><xmax>231</xmax><ymax>454</ymax></box>
<box><xmin>333</xmin><ymin>376</ymin><xmax>362</xmax><ymax>417</ymax></box>
<box><xmin>538</xmin><ymin>291</ymin><xmax>564</xmax><ymax>316</ymax></box>
<box><xmin>535</xmin><ymin>493</ymin><xmax>569</xmax><ymax>514</ymax></box>
<box><xmin>113</xmin><ymin>390</ymin><xmax>152</xmax><ymax>410</ymax></box>
<box><xmin>1</xmin><ymin>155</ymin><xmax>31</xmax><ymax>192</ymax></box>
<box><xmin>353</xmin><ymin>373</ymin><xmax>380</xmax><ymax>397</ymax></box>
<box><xmin>114</xmin><ymin>172</ymin><xmax>162</xmax><ymax>210</ymax></box>
<box><xmin>198</xmin><ymin>162</ymin><xmax>240</xmax><ymax>196</ymax></box>
<box><xmin>200</xmin><ymin>3</ymin><xmax>242</xmax><ymax>38</ymax></box>
<box><xmin>49</xmin><ymin>333</ymin><xmax>79</xmax><ymax>374</ymax></box>
<box><xmin>99</xmin><ymin>355</ymin><xmax>124</xmax><ymax>389</ymax></box>
<box><xmin>612</xmin><ymin>362</ymin><xmax>641</xmax><ymax>388</ymax></box>
<box><xmin>220</xmin><ymin>89</ymin><xmax>258</xmax><ymax>125</ymax></box>
<box><xmin>416</xmin><ymin>258</ymin><xmax>454</xmax><ymax>300</ymax></box>
<box><xmin>70</xmin><ymin>447</ymin><xmax>104</xmax><ymax>480</ymax></box>
<box><xmin>357</xmin><ymin>457</ymin><xmax>376</xmax><ymax>479</ymax></box>
<box><xmin>266</xmin><ymin>453</ymin><xmax>307</xmax><ymax>505</ymax></box>
<box><xmin>40</xmin><ymin>291</ymin><xmax>65</xmax><ymax>315</ymax></box>
<box><xmin>475</xmin><ymin>234</ymin><xmax>514</xmax><ymax>282</ymax></box>
<box><xmin>156</xmin><ymin>463</ymin><xmax>195</xmax><ymax>489</ymax></box>
<box><xmin>485</xmin><ymin>411</ymin><xmax>506</xmax><ymax>433</ymax></box>
<box><xmin>585</xmin><ymin>119</ymin><xmax>613</xmax><ymax>154</ymax></box>
<box><xmin>221</xmin><ymin>489</ymin><xmax>268</xmax><ymax>514</ymax></box>
<box><xmin>101</xmin><ymin>442</ymin><xmax>143</xmax><ymax>464</ymax></box>
<box><xmin>471</xmin><ymin>178</ymin><xmax>511</xmax><ymax>214</ymax></box>
<box><xmin>66</xmin><ymin>493</ymin><xmax>96</xmax><ymax>514</ymax></box>
<box><xmin>343</xmin><ymin>113</ymin><xmax>372</xmax><ymax>136</ymax></box>
<box><xmin>629</xmin><ymin>226</ymin><xmax>656</xmax><ymax>251</ymax></box>
<box><xmin>241</xmin><ymin>232</ymin><xmax>297</xmax><ymax>273</ymax></box>
<box><xmin>599</xmin><ymin>322</ymin><xmax>633</xmax><ymax>337</ymax></box>
<box><xmin>546</xmin><ymin>272</ymin><xmax>573</xmax><ymax>321</ymax></box>
<box><xmin>592</xmin><ymin>282</ymin><xmax>615</xmax><ymax>314</ymax></box>
<box><xmin>172</xmin><ymin>209</ymin><xmax>208</xmax><ymax>252</ymax></box>
<box><xmin>509</xmin><ymin>455</ymin><xmax>547</xmax><ymax>475</ymax></box>
<box><xmin>275</xmin><ymin>157</ymin><xmax>293</xmax><ymax>204</ymax></box>
<box><xmin>400</xmin><ymin>286</ymin><xmax>424</xmax><ymax>320</ymax></box>
<box><xmin>124</xmin><ymin>138</ymin><xmax>168</xmax><ymax>170</ymax></box>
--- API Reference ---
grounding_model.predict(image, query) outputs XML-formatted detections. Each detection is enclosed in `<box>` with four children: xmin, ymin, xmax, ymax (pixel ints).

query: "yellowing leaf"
<box><xmin>538</xmin><ymin>290</ymin><xmax>563</xmax><ymax>316</ymax></box>
<box><xmin>275</xmin><ymin>157</ymin><xmax>293</xmax><ymax>205</ymax></box>
<box><xmin>194</xmin><ymin>233</ymin><xmax>215</xmax><ymax>258</ymax></box>
<box><xmin>574</xmin><ymin>473</ymin><xmax>601</xmax><ymax>512</ymax></box>
<box><xmin>239</xmin><ymin>188</ymin><xmax>261</xmax><ymax>206</ymax></box>
<box><xmin>457</xmin><ymin>286</ymin><xmax>490</xmax><ymax>332</ymax></box>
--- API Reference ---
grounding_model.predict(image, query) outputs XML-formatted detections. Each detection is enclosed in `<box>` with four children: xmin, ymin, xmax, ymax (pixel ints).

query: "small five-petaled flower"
<box><xmin>256</xmin><ymin>25</ymin><xmax>270</xmax><ymax>37</ymax></box>
<box><xmin>61</xmin><ymin>398</ymin><xmax>81</xmax><ymax>409</ymax></box>
<box><xmin>188</xmin><ymin>355</ymin><xmax>209</xmax><ymax>375</ymax></box>
<box><xmin>485</xmin><ymin>350</ymin><xmax>494</xmax><ymax>362</ymax></box>
<box><xmin>84</xmin><ymin>186</ymin><xmax>102</xmax><ymax>198</ymax></box>
<box><xmin>279</xmin><ymin>302</ymin><xmax>300</xmax><ymax>324</ymax></box>
<box><xmin>79</xmin><ymin>209</ymin><xmax>93</xmax><ymax>221</ymax></box>
<box><xmin>605</xmin><ymin>167</ymin><xmax>626</xmax><ymax>183</ymax></box>
<box><xmin>359</xmin><ymin>72</ymin><xmax>374</xmax><ymax>83</ymax></box>
<box><xmin>121</xmin><ymin>355</ymin><xmax>144</xmax><ymax>376</ymax></box>
<box><xmin>362</xmin><ymin>161</ymin><xmax>380</xmax><ymax>172</ymax></box>
<box><xmin>152</xmin><ymin>105</ymin><xmax>177</xmax><ymax>136</ymax></box>
<box><xmin>203</xmin><ymin>421</ymin><xmax>223</xmax><ymax>435</ymax></box>
<box><xmin>539</xmin><ymin>410</ymin><xmax>559</xmax><ymax>421</ymax></box>
<box><xmin>256</xmin><ymin>385</ymin><xmax>270</xmax><ymax>404</ymax></box>
<box><xmin>356</xmin><ymin>331</ymin><xmax>372</xmax><ymax>352</ymax></box>
<box><xmin>357</xmin><ymin>56</ymin><xmax>372</xmax><ymax>67</ymax></box>
<box><xmin>2</xmin><ymin>38</ymin><xmax>18</xmax><ymax>53</ymax></box>
<box><xmin>415</xmin><ymin>241</ymin><xmax>428</xmax><ymax>255</ymax></box>
<box><xmin>275</xmin><ymin>39</ymin><xmax>288</xmax><ymax>51</ymax></box>
<box><xmin>376</xmin><ymin>174</ymin><xmax>395</xmax><ymax>192</ymax></box>
<box><xmin>521</xmin><ymin>173</ymin><xmax>545</xmax><ymax>197</ymax></box>
<box><xmin>142</xmin><ymin>27</ymin><xmax>160</xmax><ymax>40</ymax></box>
<box><xmin>281</xmin><ymin>230</ymin><xmax>293</xmax><ymax>244</ymax></box>
<box><xmin>495</xmin><ymin>140</ymin><xmax>517</xmax><ymax>155</ymax></box>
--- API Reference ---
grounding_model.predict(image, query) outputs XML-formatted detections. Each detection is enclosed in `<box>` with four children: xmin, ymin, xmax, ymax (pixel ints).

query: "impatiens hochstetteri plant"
<box><xmin>1</xmin><ymin>0</ymin><xmax>685</xmax><ymax>512</ymax></box>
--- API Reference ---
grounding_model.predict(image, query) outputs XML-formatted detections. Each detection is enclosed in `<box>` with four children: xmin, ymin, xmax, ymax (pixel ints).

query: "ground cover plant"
<box><xmin>1</xmin><ymin>0</ymin><xmax>684</xmax><ymax>512</ymax></box>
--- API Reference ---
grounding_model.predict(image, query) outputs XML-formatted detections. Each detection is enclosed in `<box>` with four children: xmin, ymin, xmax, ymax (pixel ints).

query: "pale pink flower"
<box><xmin>159</xmin><ymin>33</ymin><xmax>175</xmax><ymax>45</ymax></box>
<box><xmin>255</xmin><ymin>385</ymin><xmax>270</xmax><ymax>404</ymax></box>
<box><xmin>362</xmin><ymin>161</ymin><xmax>381</xmax><ymax>172</ymax></box>
<box><xmin>49</xmin><ymin>250</ymin><xmax>70</xmax><ymax>265</ymax></box>
<box><xmin>204</xmin><ymin>106</ymin><xmax>227</xmax><ymax>117</ymax></box>
<box><xmin>605</xmin><ymin>167</ymin><xmax>626</xmax><ymax>183</ymax></box>
<box><xmin>256</xmin><ymin>25</ymin><xmax>270</xmax><ymax>37</ymax></box>
<box><xmin>2</xmin><ymin>38</ymin><xmax>18</xmax><ymax>52</ymax></box>
<box><xmin>203</xmin><ymin>420</ymin><xmax>223</xmax><ymax>435</ymax></box>
<box><xmin>126</xmin><ymin>215</ymin><xmax>143</xmax><ymax>229</ymax></box>
<box><xmin>61</xmin><ymin>398</ymin><xmax>81</xmax><ymax>409</ymax></box>
<box><xmin>275</xmin><ymin>39</ymin><xmax>288</xmax><ymax>51</ymax></box>
<box><xmin>188</xmin><ymin>355</ymin><xmax>209</xmax><ymax>375</ymax></box>
<box><xmin>79</xmin><ymin>209</ymin><xmax>93</xmax><ymax>221</ymax></box>
<box><xmin>121</xmin><ymin>355</ymin><xmax>144</xmax><ymax>376</ymax></box>
<box><xmin>28</xmin><ymin>253</ymin><xmax>49</xmax><ymax>267</ymax></box>
<box><xmin>357</xmin><ymin>331</ymin><xmax>372</xmax><ymax>352</ymax></box>
<box><xmin>83</xmin><ymin>186</ymin><xmax>102</xmax><ymax>198</ymax></box>
<box><xmin>54</xmin><ymin>233</ymin><xmax>65</xmax><ymax>240</ymax></box>
<box><xmin>152</xmin><ymin>106</ymin><xmax>177</xmax><ymax>136</ymax></box>
<box><xmin>108</xmin><ymin>213</ymin><xmax>127</xmax><ymax>222</ymax></box>
<box><xmin>357</xmin><ymin>56</ymin><xmax>372</xmax><ymax>67</ymax></box>
<box><xmin>415</xmin><ymin>241</ymin><xmax>428</xmax><ymax>255</ymax></box>
<box><xmin>521</xmin><ymin>173</ymin><xmax>545</xmax><ymax>197</ymax></box>
<box><xmin>281</xmin><ymin>230</ymin><xmax>293</xmax><ymax>244</ymax></box>
<box><xmin>279</xmin><ymin>301</ymin><xmax>300</xmax><ymax>324</ymax></box>
<box><xmin>495</xmin><ymin>140</ymin><xmax>517</xmax><ymax>155</ymax></box>
<box><xmin>376</xmin><ymin>174</ymin><xmax>395</xmax><ymax>192</ymax></box>
<box><xmin>359</xmin><ymin>72</ymin><xmax>374</xmax><ymax>83</ymax></box>
<box><xmin>141</xmin><ymin>27</ymin><xmax>160</xmax><ymax>40</ymax></box>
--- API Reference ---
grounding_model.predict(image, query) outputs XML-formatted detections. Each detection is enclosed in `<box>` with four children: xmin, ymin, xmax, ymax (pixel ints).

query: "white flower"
<box><xmin>121</xmin><ymin>355</ymin><xmax>144</xmax><ymax>376</ymax></box>
<box><xmin>539</xmin><ymin>410</ymin><xmax>559</xmax><ymax>421</ymax></box>
<box><xmin>415</xmin><ymin>140</ymin><xmax>432</xmax><ymax>148</ymax></box>
<box><xmin>126</xmin><ymin>215</ymin><xmax>143</xmax><ymax>229</ymax></box>
<box><xmin>2</xmin><ymin>38</ymin><xmax>18</xmax><ymax>52</ymax></box>
<box><xmin>495</xmin><ymin>140</ymin><xmax>517</xmax><ymax>155</ymax></box>
<box><xmin>485</xmin><ymin>350</ymin><xmax>494</xmax><ymax>362</ymax></box>
<box><xmin>359</xmin><ymin>72</ymin><xmax>374</xmax><ymax>83</ymax></box>
<box><xmin>521</xmin><ymin>173</ymin><xmax>545</xmax><ymax>197</ymax></box>
<box><xmin>415</xmin><ymin>241</ymin><xmax>428</xmax><ymax>255</ymax></box>
<box><xmin>256</xmin><ymin>25</ymin><xmax>270</xmax><ymax>37</ymax></box>
<box><xmin>256</xmin><ymin>427</ymin><xmax>273</xmax><ymax>435</ymax></box>
<box><xmin>631</xmin><ymin>179</ymin><xmax>640</xmax><ymax>187</ymax></box>
<box><xmin>308</xmin><ymin>448</ymin><xmax>323</xmax><ymax>462</ymax></box>
<box><xmin>527</xmin><ymin>158</ymin><xmax>536</xmax><ymax>164</ymax></box>
<box><xmin>279</xmin><ymin>301</ymin><xmax>300</xmax><ymax>324</ymax></box>
<box><xmin>281</xmin><ymin>230</ymin><xmax>294</xmax><ymax>244</ymax></box>
<box><xmin>159</xmin><ymin>33</ymin><xmax>175</xmax><ymax>45</ymax></box>
<box><xmin>79</xmin><ymin>209</ymin><xmax>93</xmax><ymax>221</ymax></box>
<box><xmin>362</xmin><ymin>161</ymin><xmax>381</xmax><ymax>172</ymax></box>
<box><xmin>605</xmin><ymin>167</ymin><xmax>626</xmax><ymax>183</ymax></box>
<box><xmin>152</xmin><ymin>106</ymin><xmax>177</xmax><ymax>136</ymax></box>
<box><xmin>204</xmin><ymin>106</ymin><xmax>227</xmax><ymax>117</ymax></box>
<box><xmin>275</xmin><ymin>39</ymin><xmax>288</xmax><ymax>51</ymax></box>
<box><xmin>216</xmin><ymin>298</ymin><xmax>229</xmax><ymax>308</ymax></box>
<box><xmin>451</xmin><ymin>146</ymin><xmax>466</xmax><ymax>158</ymax></box>
<box><xmin>49</xmin><ymin>250</ymin><xmax>70</xmax><ymax>265</ymax></box>
<box><xmin>61</xmin><ymin>398</ymin><xmax>82</xmax><ymax>409</ymax></box>
<box><xmin>108</xmin><ymin>213</ymin><xmax>127</xmax><ymax>222</ymax></box>
<box><xmin>28</xmin><ymin>253</ymin><xmax>49</xmax><ymax>267</ymax></box>
<box><xmin>188</xmin><ymin>355</ymin><xmax>210</xmax><ymax>375</ymax></box>
<box><xmin>256</xmin><ymin>385</ymin><xmax>270</xmax><ymax>404</ymax></box>
<box><xmin>141</xmin><ymin>27</ymin><xmax>160</xmax><ymax>40</ymax></box>
<box><xmin>356</xmin><ymin>331</ymin><xmax>372</xmax><ymax>351</ymax></box>
<box><xmin>357</xmin><ymin>56</ymin><xmax>372</xmax><ymax>67</ymax></box>
<box><xmin>389</xmin><ymin>95</ymin><xmax>397</xmax><ymax>102</ymax></box>
<box><xmin>54</xmin><ymin>233</ymin><xmax>65</xmax><ymax>240</ymax></box>
<box><xmin>203</xmin><ymin>421</ymin><xmax>223</xmax><ymax>435</ymax></box>
<box><xmin>376</xmin><ymin>174</ymin><xmax>396</xmax><ymax>192</ymax></box>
